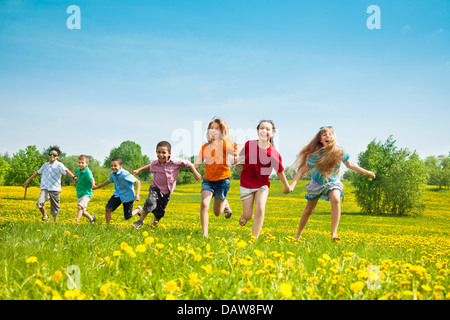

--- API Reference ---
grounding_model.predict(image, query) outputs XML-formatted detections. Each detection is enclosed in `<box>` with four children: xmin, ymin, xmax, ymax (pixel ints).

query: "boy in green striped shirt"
<box><xmin>75</xmin><ymin>155</ymin><xmax>96</xmax><ymax>224</ymax></box>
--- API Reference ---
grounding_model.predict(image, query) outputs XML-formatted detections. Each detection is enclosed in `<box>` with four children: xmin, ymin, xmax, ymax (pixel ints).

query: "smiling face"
<box><xmin>110</xmin><ymin>161</ymin><xmax>123</xmax><ymax>173</ymax></box>
<box><xmin>78</xmin><ymin>159</ymin><xmax>88</xmax><ymax>171</ymax></box>
<box><xmin>48</xmin><ymin>150</ymin><xmax>59</xmax><ymax>164</ymax></box>
<box><xmin>257</xmin><ymin>121</ymin><xmax>274</xmax><ymax>142</ymax></box>
<box><xmin>156</xmin><ymin>146</ymin><xmax>171</xmax><ymax>165</ymax></box>
<box><xmin>207</xmin><ymin>121</ymin><xmax>223</xmax><ymax>142</ymax></box>
<box><xmin>320</xmin><ymin>129</ymin><xmax>335</xmax><ymax>146</ymax></box>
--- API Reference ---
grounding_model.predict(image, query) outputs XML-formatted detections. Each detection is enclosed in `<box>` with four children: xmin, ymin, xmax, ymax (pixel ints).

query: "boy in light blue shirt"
<box><xmin>94</xmin><ymin>157</ymin><xmax>141</xmax><ymax>224</ymax></box>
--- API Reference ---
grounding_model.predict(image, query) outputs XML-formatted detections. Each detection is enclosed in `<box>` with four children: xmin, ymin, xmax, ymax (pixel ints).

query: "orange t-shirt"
<box><xmin>199</xmin><ymin>141</ymin><xmax>235</xmax><ymax>181</ymax></box>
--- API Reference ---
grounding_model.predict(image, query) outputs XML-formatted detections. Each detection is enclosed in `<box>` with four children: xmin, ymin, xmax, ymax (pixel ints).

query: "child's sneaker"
<box><xmin>224</xmin><ymin>206</ymin><xmax>232</xmax><ymax>219</ymax></box>
<box><xmin>132</xmin><ymin>220</ymin><xmax>143</xmax><ymax>229</ymax></box>
<box><xmin>90</xmin><ymin>216</ymin><xmax>96</xmax><ymax>224</ymax></box>
<box><xmin>42</xmin><ymin>215</ymin><xmax>49</xmax><ymax>222</ymax></box>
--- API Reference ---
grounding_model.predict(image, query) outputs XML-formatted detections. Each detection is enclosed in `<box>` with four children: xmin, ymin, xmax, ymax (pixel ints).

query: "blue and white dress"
<box><xmin>305</xmin><ymin>150</ymin><xmax>350</xmax><ymax>201</ymax></box>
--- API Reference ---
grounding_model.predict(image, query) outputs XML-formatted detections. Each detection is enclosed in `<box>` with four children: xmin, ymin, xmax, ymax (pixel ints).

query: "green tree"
<box><xmin>0</xmin><ymin>157</ymin><xmax>11</xmax><ymax>185</ymax></box>
<box><xmin>177</xmin><ymin>156</ymin><xmax>205</xmax><ymax>185</ymax></box>
<box><xmin>4</xmin><ymin>145</ymin><xmax>45</xmax><ymax>186</ymax></box>
<box><xmin>425</xmin><ymin>153</ymin><xmax>450</xmax><ymax>189</ymax></box>
<box><xmin>353</xmin><ymin>136</ymin><xmax>427</xmax><ymax>215</ymax></box>
<box><xmin>104</xmin><ymin>141</ymin><xmax>151</xmax><ymax>181</ymax></box>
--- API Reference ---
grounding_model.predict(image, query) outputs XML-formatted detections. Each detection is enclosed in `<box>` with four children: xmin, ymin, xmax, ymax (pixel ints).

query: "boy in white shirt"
<box><xmin>23</xmin><ymin>147</ymin><xmax>77</xmax><ymax>222</ymax></box>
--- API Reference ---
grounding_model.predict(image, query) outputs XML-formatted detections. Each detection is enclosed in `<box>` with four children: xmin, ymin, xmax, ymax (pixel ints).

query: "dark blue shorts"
<box><xmin>106</xmin><ymin>195</ymin><xmax>134</xmax><ymax>220</ymax></box>
<box><xmin>201</xmin><ymin>178</ymin><xmax>230</xmax><ymax>200</ymax></box>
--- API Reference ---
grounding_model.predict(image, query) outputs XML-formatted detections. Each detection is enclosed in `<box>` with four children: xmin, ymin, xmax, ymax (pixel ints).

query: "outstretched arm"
<box><xmin>344</xmin><ymin>160</ymin><xmax>376</xmax><ymax>179</ymax></box>
<box><xmin>93</xmin><ymin>179</ymin><xmax>110</xmax><ymax>190</ymax></box>
<box><xmin>277</xmin><ymin>171</ymin><xmax>292</xmax><ymax>194</ymax></box>
<box><xmin>132</xmin><ymin>164</ymin><xmax>150</xmax><ymax>176</ymax></box>
<box><xmin>290</xmin><ymin>164</ymin><xmax>311</xmax><ymax>190</ymax></box>
<box><xmin>23</xmin><ymin>172</ymin><xmax>40</xmax><ymax>188</ymax></box>
<box><xmin>189</xmin><ymin>164</ymin><xmax>203</xmax><ymax>181</ymax></box>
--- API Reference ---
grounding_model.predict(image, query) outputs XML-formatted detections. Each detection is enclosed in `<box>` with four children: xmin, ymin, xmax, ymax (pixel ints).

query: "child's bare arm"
<box><xmin>93</xmin><ymin>179</ymin><xmax>110</xmax><ymax>190</ymax></box>
<box><xmin>23</xmin><ymin>172</ymin><xmax>39</xmax><ymax>188</ymax></box>
<box><xmin>290</xmin><ymin>164</ymin><xmax>311</xmax><ymax>189</ymax></box>
<box><xmin>344</xmin><ymin>160</ymin><xmax>376</xmax><ymax>179</ymax></box>
<box><xmin>132</xmin><ymin>164</ymin><xmax>150</xmax><ymax>176</ymax></box>
<box><xmin>277</xmin><ymin>171</ymin><xmax>292</xmax><ymax>194</ymax></box>
<box><xmin>66</xmin><ymin>169</ymin><xmax>78</xmax><ymax>183</ymax></box>
<box><xmin>189</xmin><ymin>164</ymin><xmax>203</xmax><ymax>181</ymax></box>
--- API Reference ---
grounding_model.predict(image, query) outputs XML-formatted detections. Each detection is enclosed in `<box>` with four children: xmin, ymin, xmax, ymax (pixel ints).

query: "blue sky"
<box><xmin>1</xmin><ymin>0</ymin><xmax>449</xmax><ymax>168</ymax></box>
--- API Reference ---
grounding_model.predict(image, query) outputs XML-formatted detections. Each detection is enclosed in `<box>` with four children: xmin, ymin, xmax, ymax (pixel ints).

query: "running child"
<box><xmin>23</xmin><ymin>147</ymin><xmax>77</xmax><ymax>222</ymax></box>
<box><xmin>93</xmin><ymin>157</ymin><xmax>141</xmax><ymax>224</ymax></box>
<box><xmin>75</xmin><ymin>155</ymin><xmax>96</xmax><ymax>224</ymax></box>
<box><xmin>289</xmin><ymin>126</ymin><xmax>376</xmax><ymax>241</ymax></box>
<box><xmin>131</xmin><ymin>141</ymin><xmax>202</xmax><ymax>229</ymax></box>
<box><xmin>195</xmin><ymin>118</ymin><xmax>237</xmax><ymax>238</ymax></box>
<box><xmin>237</xmin><ymin>120</ymin><xmax>291</xmax><ymax>239</ymax></box>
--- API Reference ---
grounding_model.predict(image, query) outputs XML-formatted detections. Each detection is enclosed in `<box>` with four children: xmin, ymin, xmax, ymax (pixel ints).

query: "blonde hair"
<box><xmin>292</xmin><ymin>127</ymin><xmax>344</xmax><ymax>182</ymax></box>
<box><xmin>206</xmin><ymin>118</ymin><xmax>235</xmax><ymax>146</ymax></box>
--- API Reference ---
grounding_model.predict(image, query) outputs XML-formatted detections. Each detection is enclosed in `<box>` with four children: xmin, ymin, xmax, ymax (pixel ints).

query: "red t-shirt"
<box><xmin>239</xmin><ymin>140</ymin><xmax>284</xmax><ymax>189</ymax></box>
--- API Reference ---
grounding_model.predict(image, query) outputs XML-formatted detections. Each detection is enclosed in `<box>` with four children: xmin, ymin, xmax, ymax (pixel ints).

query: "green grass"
<box><xmin>0</xmin><ymin>181</ymin><xmax>449</xmax><ymax>300</ymax></box>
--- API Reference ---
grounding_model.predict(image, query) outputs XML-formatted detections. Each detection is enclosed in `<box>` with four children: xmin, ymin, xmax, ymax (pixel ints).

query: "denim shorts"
<box><xmin>201</xmin><ymin>178</ymin><xmax>230</xmax><ymax>200</ymax></box>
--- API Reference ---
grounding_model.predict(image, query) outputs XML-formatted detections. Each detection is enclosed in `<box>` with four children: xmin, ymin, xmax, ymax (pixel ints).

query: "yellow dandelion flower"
<box><xmin>166</xmin><ymin>280</ymin><xmax>178</xmax><ymax>292</ymax></box>
<box><xmin>156</xmin><ymin>243</ymin><xmax>165</xmax><ymax>250</ymax></box>
<box><xmin>120</xmin><ymin>242</ymin><xmax>129</xmax><ymax>250</ymax></box>
<box><xmin>25</xmin><ymin>256</ymin><xmax>37</xmax><ymax>264</ymax></box>
<box><xmin>53</xmin><ymin>270</ymin><xmax>63</xmax><ymax>283</ymax></box>
<box><xmin>350</xmin><ymin>281</ymin><xmax>365</xmax><ymax>293</ymax></box>
<box><xmin>145</xmin><ymin>237</ymin><xmax>155</xmax><ymax>244</ymax></box>
<box><xmin>279</xmin><ymin>283</ymin><xmax>292</xmax><ymax>298</ymax></box>
<box><xmin>194</xmin><ymin>254</ymin><xmax>202</xmax><ymax>262</ymax></box>
<box><xmin>135</xmin><ymin>244</ymin><xmax>146</xmax><ymax>253</ymax></box>
<box><xmin>254</xmin><ymin>249</ymin><xmax>265</xmax><ymax>258</ymax></box>
<box><xmin>113</xmin><ymin>250</ymin><xmax>122</xmax><ymax>257</ymax></box>
<box><xmin>142</xmin><ymin>231</ymin><xmax>149</xmax><ymax>237</ymax></box>
<box><xmin>236</xmin><ymin>240</ymin><xmax>247</xmax><ymax>248</ymax></box>
<box><xmin>201</xmin><ymin>264</ymin><xmax>213</xmax><ymax>274</ymax></box>
<box><xmin>166</xmin><ymin>294</ymin><xmax>176</xmax><ymax>300</ymax></box>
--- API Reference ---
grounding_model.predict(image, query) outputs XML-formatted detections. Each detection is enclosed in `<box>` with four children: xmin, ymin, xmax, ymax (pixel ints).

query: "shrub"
<box><xmin>353</xmin><ymin>136</ymin><xmax>427</xmax><ymax>215</ymax></box>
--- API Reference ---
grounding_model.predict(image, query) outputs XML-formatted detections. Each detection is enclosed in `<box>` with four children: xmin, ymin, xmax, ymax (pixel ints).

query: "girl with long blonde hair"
<box><xmin>195</xmin><ymin>118</ymin><xmax>237</xmax><ymax>238</ymax></box>
<box><xmin>290</xmin><ymin>126</ymin><xmax>376</xmax><ymax>241</ymax></box>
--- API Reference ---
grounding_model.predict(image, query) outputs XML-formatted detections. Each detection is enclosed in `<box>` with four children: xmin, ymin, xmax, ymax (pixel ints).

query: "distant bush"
<box><xmin>353</xmin><ymin>136</ymin><xmax>427</xmax><ymax>215</ymax></box>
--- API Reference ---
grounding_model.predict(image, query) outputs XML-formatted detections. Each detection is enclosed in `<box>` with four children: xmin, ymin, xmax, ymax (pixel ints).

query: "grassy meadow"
<box><xmin>0</xmin><ymin>180</ymin><xmax>449</xmax><ymax>300</ymax></box>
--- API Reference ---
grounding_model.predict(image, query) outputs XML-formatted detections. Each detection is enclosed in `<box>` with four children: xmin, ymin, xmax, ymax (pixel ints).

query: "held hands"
<box><xmin>283</xmin><ymin>186</ymin><xmax>293</xmax><ymax>194</ymax></box>
<box><xmin>132</xmin><ymin>169</ymin><xmax>139</xmax><ymax>176</ymax></box>
<box><xmin>194</xmin><ymin>173</ymin><xmax>202</xmax><ymax>182</ymax></box>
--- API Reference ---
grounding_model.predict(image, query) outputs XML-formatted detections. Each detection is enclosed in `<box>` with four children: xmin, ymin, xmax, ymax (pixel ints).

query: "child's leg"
<box><xmin>105</xmin><ymin>196</ymin><xmax>121</xmax><ymax>224</ymax></box>
<box><xmin>328</xmin><ymin>189</ymin><xmax>342</xmax><ymax>240</ymax></box>
<box><xmin>240</xmin><ymin>194</ymin><xmax>255</xmax><ymax>225</ymax></box>
<box><xmin>213</xmin><ymin>198</ymin><xmax>226</xmax><ymax>217</ymax></box>
<box><xmin>76</xmin><ymin>205</ymin><xmax>84</xmax><ymax>223</ymax></box>
<box><xmin>201</xmin><ymin>190</ymin><xmax>214</xmax><ymax>237</ymax></box>
<box><xmin>36</xmin><ymin>190</ymin><xmax>49</xmax><ymax>218</ymax></box>
<box><xmin>49</xmin><ymin>191</ymin><xmax>61</xmax><ymax>222</ymax></box>
<box><xmin>251</xmin><ymin>189</ymin><xmax>269</xmax><ymax>239</ymax></box>
<box><xmin>295</xmin><ymin>198</ymin><xmax>319</xmax><ymax>240</ymax></box>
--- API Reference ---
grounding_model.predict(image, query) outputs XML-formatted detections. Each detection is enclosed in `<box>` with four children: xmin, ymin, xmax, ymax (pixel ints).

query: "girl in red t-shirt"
<box><xmin>237</xmin><ymin>120</ymin><xmax>291</xmax><ymax>239</ymax></box>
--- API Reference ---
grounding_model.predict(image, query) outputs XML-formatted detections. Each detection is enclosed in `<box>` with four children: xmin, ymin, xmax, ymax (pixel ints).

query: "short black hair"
<box><xmin>111</xmin><ymin>157</ymin><xmax>123</xmax><ymax>165</ymax></box>
<box><xmin>156</xmin><ymin>141</ymin><xmax>171</xmax><ymax>152</ymax></box>
<box><xmin>49</xmin><ymin>147</ymin><xmax>61</xmax><ymax>156</ymax></box>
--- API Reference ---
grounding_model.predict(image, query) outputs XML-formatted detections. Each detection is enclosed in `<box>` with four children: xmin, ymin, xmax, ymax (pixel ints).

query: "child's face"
<box><xmin>110</xmin><ymin>161</ymin><xmax>123</xmax><ymax>173</ymax></box>
<box><xmin>258</xmin><ymin>122</ymin><xmax>274</xmax><ymax>141</ymax></box>
<box><xmin>156</xmin><ymin>146</ymin><xmax>171</xmax><ymax>164</ymax></box>
<box><xmin>208</xmin><ymin>122</ymin><xmax>222</xmax><ymax>141</ymax></box>
<box><xmin>320</xmin><ymin>129</ymin><xmax>334</xmax><ymax>146</ymax></box>
<box><xmin>48</xmin><ymin>150</ymin><xmax>59</xmax><ymax>163</ymax></box>
<box><xmin>78</xmin><ymin>159</ymin><xmax>88</xmax><ymax>171</ymax></box>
